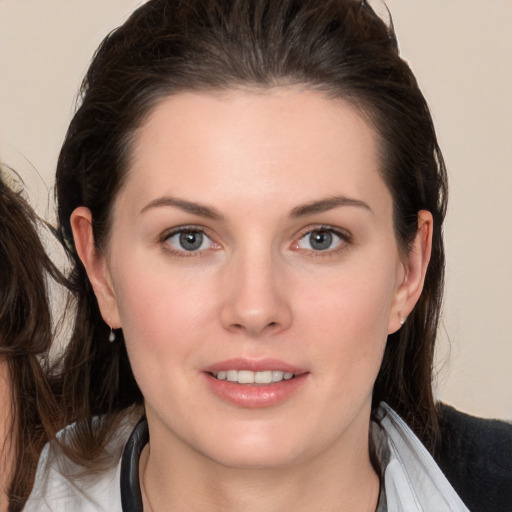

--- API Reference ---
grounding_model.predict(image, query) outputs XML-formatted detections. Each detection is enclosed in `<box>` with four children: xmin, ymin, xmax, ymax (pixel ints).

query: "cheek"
<box><xmin>113</xmin><ymin>252</ymin><xmax>213</xmax><ymax>330</ymax></box>
<box><xmin>110</xmin><ymin>262</ymin><xmax>218</xmax><ymax>375</ymax></box>
<box><xmin>294</xmin><ymin>261</ymin><xmax>396</xmax><ymax>380</ymax></box>
<box><xmin>110</xmin><ymin>268</ymin><xmax>217</xmax><ymax>419</ymax></box>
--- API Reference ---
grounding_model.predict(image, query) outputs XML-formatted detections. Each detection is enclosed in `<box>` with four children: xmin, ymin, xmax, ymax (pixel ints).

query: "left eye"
<box><xmin>165</xmin><ymin>229</ymin><xmax>214</xmax><ymax>252</ymax></box>
<box><xmin>296</xmin><ymin>229</ymin><xmax>344</xmax><ymax>251</ymax></box>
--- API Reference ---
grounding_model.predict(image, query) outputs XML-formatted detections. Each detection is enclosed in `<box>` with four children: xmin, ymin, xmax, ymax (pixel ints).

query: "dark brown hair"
<box><xmin>55</xmin><ymin>0</ymin><xmax>447</xmax><ymax>464</ymax></box>
<box><xmin>0</xmin><ymin>170</ymin><xmax>65</xmax><ymax>511</ymax></box>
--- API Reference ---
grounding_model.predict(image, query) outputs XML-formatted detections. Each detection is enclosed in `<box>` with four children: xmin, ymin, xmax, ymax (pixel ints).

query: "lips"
<box><xmin>203</xmin><ymin>357</ymin><xmax>304</xmax><ymax>375</ymax></box>
<box><xmin>202</xmin><ymin>358</ymin><xmax>308</xmax><ymax>408</ymax></box>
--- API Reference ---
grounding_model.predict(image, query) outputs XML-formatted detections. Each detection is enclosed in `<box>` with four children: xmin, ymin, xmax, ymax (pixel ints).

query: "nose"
<box><xmin>220</xmin><ymin>249</ymin><xmax>292</xmax><ymax>337</ymax></box>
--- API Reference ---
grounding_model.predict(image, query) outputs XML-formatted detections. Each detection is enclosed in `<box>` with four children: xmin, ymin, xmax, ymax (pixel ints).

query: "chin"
<box><xmin>207</xmin><ymin>446</ymin><xmax>301</xmax><ymax>471</ymax></box>
<box><xmin>195</xmin><ymin>426</ymin><xmax>316</xmax><ymax>470</ymax></box>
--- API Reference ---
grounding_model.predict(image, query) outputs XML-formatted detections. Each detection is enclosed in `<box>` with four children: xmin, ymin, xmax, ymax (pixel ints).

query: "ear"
<box><xmin>388</xmin><ymin>210</ymin><xmax>433</xmax><ymax>334</ymax></box>
<box><xmin>70</xmin><ymin>206</ymin><xmax>121</xmax><ymax>328</ymax></box>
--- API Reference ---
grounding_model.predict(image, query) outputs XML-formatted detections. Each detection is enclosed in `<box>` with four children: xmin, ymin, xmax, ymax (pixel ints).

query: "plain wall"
<box><xmin>1</xmin><ymin>0</ymin><xmax>511</xmax><ymax>419</ymax></box>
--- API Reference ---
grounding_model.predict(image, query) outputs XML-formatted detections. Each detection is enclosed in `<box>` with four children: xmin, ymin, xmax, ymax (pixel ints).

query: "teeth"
<box><xmin>213</xmin><ymin>370</ymin><xmax>295</xmax><ymax>384</ymax></box>
<box><xmin>226</xmin><ymin>370</ymin><xmax>238</xmax><ymax>382</ymax></box>
<box><xmin>255</xmin><ymin>370</ymin><xmax>272</xmax><ymax>384</ymax></box>
<box><xmin>238</xmin><ymin>370</ymin><xmax>255</xmax><ymax>384</ymax></box>
<box><xmin>272</xmin><ymin>370</ymin><xmax>284</xmax><ymax>382</ymax></box>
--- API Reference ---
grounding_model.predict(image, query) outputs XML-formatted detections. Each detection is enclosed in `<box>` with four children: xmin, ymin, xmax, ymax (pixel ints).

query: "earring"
<box><xmin>108</xmin><ymin>326</ymin><xmax>116</xmax><ymax>343</ymax></box>
<box><xmin>399</xmin><ymin>317</ymin><xmax>406</xmax><ymax>326</ymax></box>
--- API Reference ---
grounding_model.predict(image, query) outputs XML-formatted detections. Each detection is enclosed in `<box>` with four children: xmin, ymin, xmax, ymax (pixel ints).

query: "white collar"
<box><xmin>374</xmin><ymin>403</ymin><xmax>469</xmax><ymax>512</ymax></box>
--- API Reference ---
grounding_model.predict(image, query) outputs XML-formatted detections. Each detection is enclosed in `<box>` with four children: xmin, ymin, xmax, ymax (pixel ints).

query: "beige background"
<box><xmin>0</xmin><ymin>1</ymin><xmax>511</xmax><ymax>419</ymax></box>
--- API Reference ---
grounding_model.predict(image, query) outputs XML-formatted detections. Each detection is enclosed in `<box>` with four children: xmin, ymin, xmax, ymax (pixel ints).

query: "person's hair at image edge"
<box><xmin>0</xmin><ymin>169</ymin><xmax>64</xmax><ymax>511</ymax></box>
<box><xmin>55</xmin><ymin>0</ymin><xmax>447</xmax><ymax>467</ymax></box>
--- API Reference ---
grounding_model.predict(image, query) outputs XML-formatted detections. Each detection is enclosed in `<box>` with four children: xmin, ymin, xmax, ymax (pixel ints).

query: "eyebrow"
<box><xmin>290</xmin><ymin>196</ymin><xmax>373</xmax><ymax>217</ymax></box>
<box><xmin>140</xmin><ymin>197</ymin><xmax>225</xmax><ymax>220</ymax></box>
<box><xmin>140</xmin><ymin>194</ymin><xmax>372</xmax><ymax>220</ymax></box>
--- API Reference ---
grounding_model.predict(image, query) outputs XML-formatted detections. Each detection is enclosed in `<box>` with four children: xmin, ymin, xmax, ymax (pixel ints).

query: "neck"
<box><xmin>0</xmin><ymin>357</ymin><xmax>14</xmax><ymax>510</ymax></box>
<box><xmin>140</xmin><ymin>419</ymin><xmax>380</xmax><ymax>512</ymax></box>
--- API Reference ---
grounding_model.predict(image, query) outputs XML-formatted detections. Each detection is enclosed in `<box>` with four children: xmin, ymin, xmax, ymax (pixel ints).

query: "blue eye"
<box><xmin>165</xmin><ymin>229</ymin><xmax>213</xmax><ymax>252</ymax></box>
<box><xmin>297</xmin><ymin>229</ymin><xmax>344</xmax><ymax>251</ymax></box>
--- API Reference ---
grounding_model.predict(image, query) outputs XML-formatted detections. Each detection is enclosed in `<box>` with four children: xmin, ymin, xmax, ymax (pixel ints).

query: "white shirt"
<box><xmin>23</xmin><ymin>403</ymin><xmax>469</xmax><ymax>511</ymax></box>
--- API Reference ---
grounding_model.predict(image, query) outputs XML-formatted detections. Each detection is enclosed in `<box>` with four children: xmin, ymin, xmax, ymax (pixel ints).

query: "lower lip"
<box><xmin>203</xmin><ymin>373</ymin><xmax>309</xmax><ymax>408</ymax></box>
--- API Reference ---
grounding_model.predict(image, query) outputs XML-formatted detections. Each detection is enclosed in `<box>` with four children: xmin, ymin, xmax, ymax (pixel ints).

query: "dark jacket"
<box><xmin>434</xmin><ymin>404</ymin><xmax>512</xmax><ymax>512</ymax></box>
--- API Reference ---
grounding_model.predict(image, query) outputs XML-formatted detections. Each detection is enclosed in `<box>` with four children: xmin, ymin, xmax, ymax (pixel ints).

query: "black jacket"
<box><xmin>434</xmin><ymin>404</ymin><xmax>512</xmax><ymax>512</ymax></box>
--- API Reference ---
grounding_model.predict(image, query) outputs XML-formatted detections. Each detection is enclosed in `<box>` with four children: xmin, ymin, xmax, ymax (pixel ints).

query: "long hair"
<box><xmin>0</xmin><ymin>170</ymin><xmax>66</xmax><ymax>511</ymax></box>
<box><xmin>55</xmin><ymin>0</ymin><xmax>447</xmax><ymax>465</ymax></box>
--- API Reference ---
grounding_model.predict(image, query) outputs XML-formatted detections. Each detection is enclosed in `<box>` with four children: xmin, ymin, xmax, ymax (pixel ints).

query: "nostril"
<box><xmin>229</xmin><ymin>321</ymin><xmax>279</xmax><ymax>336</ymax></box>
<box><xmin>263</xmin><ymin>321</ymin><xmax>280</xmax><ymax>333</ymax></box>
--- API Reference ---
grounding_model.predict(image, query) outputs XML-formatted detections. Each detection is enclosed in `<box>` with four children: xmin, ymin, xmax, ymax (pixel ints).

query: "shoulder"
<box><xmin>434</xmin><ymin>403</ymin><xmax>512</xmax><ymax>512</ymax></box>
<box><xmin>23</xmin><ymin>413</ymin><xmax>140</xmax><ymax>512</ymax></box>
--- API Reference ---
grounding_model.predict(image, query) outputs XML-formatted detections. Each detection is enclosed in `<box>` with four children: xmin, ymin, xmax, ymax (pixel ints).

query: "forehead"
<box><xmin>121</xmin><ymin>88</ymin><xmax>390</xmax><ymax>217</ymax></box>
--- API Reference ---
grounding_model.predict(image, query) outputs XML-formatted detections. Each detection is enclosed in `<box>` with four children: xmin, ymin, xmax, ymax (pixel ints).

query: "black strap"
<box><xmin>121</xmin><ymin>417</ymin><xmax>149</xmax><ymax>512</ymax></box>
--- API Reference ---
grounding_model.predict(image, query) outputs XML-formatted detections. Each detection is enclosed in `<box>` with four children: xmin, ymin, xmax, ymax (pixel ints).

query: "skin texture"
<box><xmin>72</xmin><ymin>88</ymin><xmax>432</xmax><ymax>512</ymax></box>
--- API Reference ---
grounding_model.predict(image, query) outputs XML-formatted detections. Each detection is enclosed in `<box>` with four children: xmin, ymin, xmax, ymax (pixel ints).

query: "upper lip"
<box><xmin>203</xmin><ymin>358</ymin><xmax>306</xmax><ymax>375</ymax></box>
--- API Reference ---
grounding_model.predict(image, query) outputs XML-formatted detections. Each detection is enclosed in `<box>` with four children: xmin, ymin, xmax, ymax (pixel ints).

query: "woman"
<box><xmin>24</xmin><ymin>1</ymin><xmax>512</xmax><ymax>511</ymax></box>
<box><xmin>0</xmin><ymin>170</ymin><xmax>64</xmax><ymax>512</ymax></box>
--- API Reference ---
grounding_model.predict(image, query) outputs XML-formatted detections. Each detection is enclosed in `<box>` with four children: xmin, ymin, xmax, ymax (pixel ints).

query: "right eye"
<box><xmin>294</xmin><ymin>227</ymin><xmax>348</xmax><ymax>253</ymax></box>
<box><xmin>164</xmin><ymin>229</ymin><xmax>216</xmax><ymax>253</ymax></box>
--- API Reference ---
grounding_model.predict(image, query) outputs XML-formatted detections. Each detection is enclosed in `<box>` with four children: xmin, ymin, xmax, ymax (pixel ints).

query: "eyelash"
<box><xmin>159</xmin><ymin>226</ymin><xmax>218</xmax><ymax>258</ymax></box>
<box><xmin>293</xmin><ymin>225</ymin><xmax>352</xmax><ymax>256</ymax></box>
<box><xmin>157</xmin><ymin>225</ymin><xmax>352</xmax><ymax>258</ymax></box>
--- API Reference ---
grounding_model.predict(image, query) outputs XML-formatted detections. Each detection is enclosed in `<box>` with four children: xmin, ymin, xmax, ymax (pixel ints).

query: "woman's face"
<box><xmin>75</xmin><ymin>88</ymin><xmax>430</xmax><ymax>469</ymax></box>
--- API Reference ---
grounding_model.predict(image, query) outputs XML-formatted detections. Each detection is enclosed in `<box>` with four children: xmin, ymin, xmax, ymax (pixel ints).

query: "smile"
<box><xmin>211</xmin><ymin>370</ymin><xmax>295</xmax><ymax>384</ymax></box>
